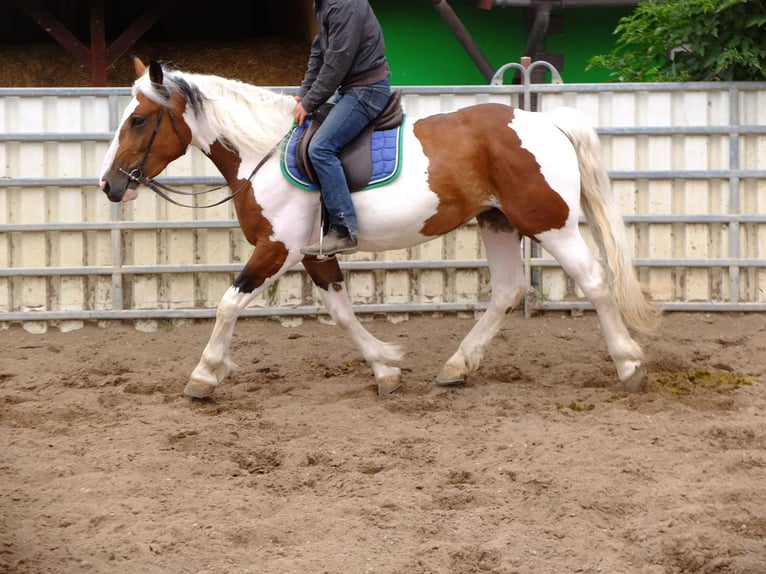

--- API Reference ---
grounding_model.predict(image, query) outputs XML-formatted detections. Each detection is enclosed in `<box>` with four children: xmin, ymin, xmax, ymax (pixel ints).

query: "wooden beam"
<box><xmin>11</xmin><ymin>0</ymin><xmax>177</xmax><ymax>86</ymax></box>
<box><xmin>11</xmin><ymin>0</ymin><xmax>91</xmax><ymax>67</ymax></box>
<box><xmin>105</xmin><ymin>0</ymin><xmax>177</xmax><ymax>67</ymax></box>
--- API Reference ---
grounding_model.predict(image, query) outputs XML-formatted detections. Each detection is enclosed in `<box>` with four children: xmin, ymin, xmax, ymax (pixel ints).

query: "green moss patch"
<box><xmin>654</xmin><ymin>368</ymin><xmax>758</xmax><ymax>395</ymax></box>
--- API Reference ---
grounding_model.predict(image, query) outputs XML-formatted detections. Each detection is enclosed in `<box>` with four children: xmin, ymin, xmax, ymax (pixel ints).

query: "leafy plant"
<box><xmin>588</xmin><ymin>0</ymin><xmax>766</xmax><ymax>81</ymax></box>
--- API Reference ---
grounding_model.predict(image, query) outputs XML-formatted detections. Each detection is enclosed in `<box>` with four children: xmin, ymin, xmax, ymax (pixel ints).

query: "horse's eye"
<box><xmin>130</xmin><ymin>116</ymin><xmax>147</xmax><ymax>129</ymax></box>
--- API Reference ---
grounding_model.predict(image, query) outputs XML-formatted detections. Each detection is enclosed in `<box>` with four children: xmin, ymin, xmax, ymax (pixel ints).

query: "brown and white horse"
<box><xmin>99</xmin><ymin>59</ymin><xmax>659</xmax><ymax>399</ymax></box>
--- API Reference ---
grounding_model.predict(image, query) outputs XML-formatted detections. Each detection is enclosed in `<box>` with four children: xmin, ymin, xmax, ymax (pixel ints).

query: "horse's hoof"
<box><xmin>184</xmin><ymin>379</ymin><xmax>217</xmax><ymax>399</ymax></box>
<box><xmin>623</xmin><ymin>364</ymin><xmax>647</xmax><ymax>393</ymax></box>
<box><xmin>436</xmin><ymin>365</ymin><xmax>465</xmax><ymax>387</ymax></box>
<box><xmin>377</xmin><ymin>376</ymin><xmax>402</xmax><ymax>397</ymax></box>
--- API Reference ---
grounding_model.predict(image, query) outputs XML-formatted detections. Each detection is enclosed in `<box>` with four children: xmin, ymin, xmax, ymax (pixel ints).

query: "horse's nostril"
<box><xmin>100</xmin><ymin>181</ymin><xmax>123</xmax><ymax>203</ymax></box>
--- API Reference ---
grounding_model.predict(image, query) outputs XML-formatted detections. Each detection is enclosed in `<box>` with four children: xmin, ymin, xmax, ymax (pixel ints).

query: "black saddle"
<box><xmin>294</xmin><ymin>89</ymin><xmax>404</xmax><ymax>192</ymax></box>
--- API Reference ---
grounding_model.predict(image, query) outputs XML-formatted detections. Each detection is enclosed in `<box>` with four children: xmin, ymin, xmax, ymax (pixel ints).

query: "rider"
<box><xmin>295</xmin><ymin>0</ymin><xmax>391</xmax><ymax>257</ymax></box>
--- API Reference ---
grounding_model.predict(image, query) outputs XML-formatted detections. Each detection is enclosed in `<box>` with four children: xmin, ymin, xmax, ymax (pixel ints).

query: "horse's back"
<box><xmin>410</xmin><ymin>103</ymin><xmax>578</xmax><ymax>182</ymax></box>
<box><xmin>406</xmin><ymin>103</ymin><xmax>580</xmax><ymax>236</ymax></box>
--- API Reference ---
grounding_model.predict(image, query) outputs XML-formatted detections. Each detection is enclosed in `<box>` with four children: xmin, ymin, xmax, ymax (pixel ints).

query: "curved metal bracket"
<box><xmin>490</xmin><ymin>60</ymin><xmax>563</xmax><ymax>86</ymax></box>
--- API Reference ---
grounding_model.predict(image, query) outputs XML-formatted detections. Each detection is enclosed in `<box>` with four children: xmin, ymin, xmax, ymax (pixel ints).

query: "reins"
<box><xmin>119</xmin><ymin>98</ymin><xmax>283</xmax><ymax>209</ymax></box>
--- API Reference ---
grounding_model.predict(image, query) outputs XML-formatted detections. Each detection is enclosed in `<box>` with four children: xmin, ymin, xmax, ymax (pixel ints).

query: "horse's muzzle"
<box><xmin>100</xmin><ymin>178</ymin><xmax>121</xmax><ymax>203</ymax></box>
<box><xmin>100</xmin><ymin>174</ymin><xmax>138</xmax><ymax>203</ymax></box>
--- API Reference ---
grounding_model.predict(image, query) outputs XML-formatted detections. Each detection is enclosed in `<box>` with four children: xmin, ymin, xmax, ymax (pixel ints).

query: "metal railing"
<box><xmin>2</xmin><ymin>79</ymin><xmax>766</xmax><ymax>324</ymax></box>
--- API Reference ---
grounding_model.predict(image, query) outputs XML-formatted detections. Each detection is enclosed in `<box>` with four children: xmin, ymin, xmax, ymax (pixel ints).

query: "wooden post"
<box><xmin>90</xmin><ymin>0</ymin><xmax>107</xmax><ymax>86</ymax></box>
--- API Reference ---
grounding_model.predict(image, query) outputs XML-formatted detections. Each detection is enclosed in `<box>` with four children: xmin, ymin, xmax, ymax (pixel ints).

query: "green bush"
<box><xmin>588</xmin><ymin>0</ymin><xmax>766</xmax><ymax>81</ymax></box>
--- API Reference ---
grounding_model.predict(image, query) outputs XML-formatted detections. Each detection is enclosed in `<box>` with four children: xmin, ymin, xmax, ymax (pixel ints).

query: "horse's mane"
<box><xmin>134</xmin><ymin>66</ymin><xmax>296</xmax><ymax>156</ymax></box>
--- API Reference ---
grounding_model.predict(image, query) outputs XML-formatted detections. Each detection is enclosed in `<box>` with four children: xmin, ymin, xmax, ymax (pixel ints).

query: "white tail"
<box><xmin>549</xmin><ymin>107</ymin><xmax>660</xmax><ymax>333</ymax></box>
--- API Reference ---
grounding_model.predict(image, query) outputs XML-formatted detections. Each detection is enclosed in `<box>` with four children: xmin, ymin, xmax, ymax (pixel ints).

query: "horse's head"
<box><xmin>99</xmin><ymin>58</ymin><xmax>193</xmax><ymax>202</ymax></box>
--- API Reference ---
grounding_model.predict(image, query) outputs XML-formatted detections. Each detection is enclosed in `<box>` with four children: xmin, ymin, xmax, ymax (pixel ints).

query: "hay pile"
<box><xmin>0</xmin><ymin>37</ymin><xmax>310</xmax><ymax>88</ymax></box>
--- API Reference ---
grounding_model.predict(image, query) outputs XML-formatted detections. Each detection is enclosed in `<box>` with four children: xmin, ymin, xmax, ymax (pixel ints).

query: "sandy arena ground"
<box><xmin>1</xmin><ymin>310</ymin><xmax>765</xmax><ymax>573</ymax></box>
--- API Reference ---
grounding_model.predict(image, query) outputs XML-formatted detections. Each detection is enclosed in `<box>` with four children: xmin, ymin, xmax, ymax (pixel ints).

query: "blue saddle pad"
<box><xmin>280</xmin><ymin>119</ymin><xmax>404</xmax><ymax>191</ymax></box>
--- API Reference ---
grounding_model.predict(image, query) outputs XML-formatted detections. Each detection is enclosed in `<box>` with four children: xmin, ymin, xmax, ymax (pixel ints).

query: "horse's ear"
<box><xmin>133</xmin><ymin>57</ymin><xmax>147</xmax><ymax>78</ymax></box>
<box><xmin>148</xmin><ymin>60</ymin><xmax>164</xmax><ymax>86</ymax></box>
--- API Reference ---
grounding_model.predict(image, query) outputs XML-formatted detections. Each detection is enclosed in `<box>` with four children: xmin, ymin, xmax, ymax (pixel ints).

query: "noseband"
<box><xmin>119</xmin><ymin>95</ymin><xmax>277</xmax><ymax>208</ymax></box>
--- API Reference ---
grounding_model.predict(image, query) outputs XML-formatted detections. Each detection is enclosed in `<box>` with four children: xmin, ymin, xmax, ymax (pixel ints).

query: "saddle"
<box><xmin>294</xmin><ymin>89</ymin><xmax>405</xmax><ymax>192</ymax></box>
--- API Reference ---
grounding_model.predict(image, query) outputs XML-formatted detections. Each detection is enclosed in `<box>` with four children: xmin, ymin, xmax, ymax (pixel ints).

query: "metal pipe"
<box><xmin>521</xmin><ymin>2</ymin><xmax>553</xmax><ymax>60</ymax></box>
<box><xmin>0</xmin><ymin>302</ymin><xmax>495</xmax><ymax>323</ymax></box>
<box><xmin>3</xmin><ymin>300</ymin><xmax>766</xmax><ymax>324</ymax></box>
<box><xmin>432</xmin><ymin>0</ymin><xmax>496</xmax><ymax>82</ymax></box>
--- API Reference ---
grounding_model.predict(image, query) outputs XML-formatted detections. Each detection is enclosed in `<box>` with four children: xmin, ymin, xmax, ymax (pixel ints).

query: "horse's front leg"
<box><xmin>302</xmin><ymin>257</ymin><xmax>404</xmax><ymax>396</ymax></box>
<box><xmin>184</xmin><ymin>247</ymin><xmax>293</xmax><ymax>399</ymax></box>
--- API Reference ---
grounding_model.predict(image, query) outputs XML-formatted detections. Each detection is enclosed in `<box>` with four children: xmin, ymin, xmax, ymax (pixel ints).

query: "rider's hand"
<box><xmin>294</xmin><ymin>101</ymin><xmax>308</xmax><ymax>125</ymax></box>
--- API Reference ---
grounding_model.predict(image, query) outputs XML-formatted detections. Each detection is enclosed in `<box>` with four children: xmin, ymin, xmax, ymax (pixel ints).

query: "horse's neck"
<box><xmin>204</xmin><ymin>140</ymin><xmax>257</xmax><ymax>187</ymax></box>
<box><xmin>190</xmin><ymin>85</ymin><xmax>293</xmax><ymax>184</ymax></box>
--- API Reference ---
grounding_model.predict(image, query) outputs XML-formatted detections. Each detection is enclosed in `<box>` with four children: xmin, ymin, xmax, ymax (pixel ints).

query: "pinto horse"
<box><xmin>99</xmin><ymin>58</ymin><xmax>659</xmax><ymax>399</ymax></box>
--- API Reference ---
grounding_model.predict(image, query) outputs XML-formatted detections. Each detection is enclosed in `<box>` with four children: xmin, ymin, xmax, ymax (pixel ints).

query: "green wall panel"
<box><xmin>370</xmin><ymin>0</ymin><xmax>525</xmax><ymax>85</ymax></box>
<box><xmin>370</xmin><ymin>1</ymin><xmax>632</xmax><ymax>85</ymax></box>
<box><xmin>545</xmin><ymin>7</ymin><xmax>632</xmax><ymax>83</ymax></box>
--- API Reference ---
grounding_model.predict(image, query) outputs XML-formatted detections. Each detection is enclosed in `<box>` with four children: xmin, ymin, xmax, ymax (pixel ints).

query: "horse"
<box><xmin>99</xmin><ymin>58</ymin><xmax>660</xmax><ymax>399</ymax></box>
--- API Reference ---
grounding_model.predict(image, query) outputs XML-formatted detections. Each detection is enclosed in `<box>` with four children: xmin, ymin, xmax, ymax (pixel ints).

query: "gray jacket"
<box><xmin>298</xmin><ymin>0</ymin><xmax>388</xmax><ymax>113</ymax></box>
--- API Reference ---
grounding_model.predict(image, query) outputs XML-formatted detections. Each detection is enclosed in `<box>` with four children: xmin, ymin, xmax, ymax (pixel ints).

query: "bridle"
<box><xmin>118</xmin><ymin>93</ymin><xmax>279</xmax><ymax>208</ymax></box>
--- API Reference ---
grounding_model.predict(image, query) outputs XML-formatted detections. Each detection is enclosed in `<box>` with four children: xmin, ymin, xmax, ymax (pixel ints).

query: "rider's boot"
<box><xmin>300</xmin><ymin>224</ymin><xmax>358</xmax><ymax>257</ymax></box>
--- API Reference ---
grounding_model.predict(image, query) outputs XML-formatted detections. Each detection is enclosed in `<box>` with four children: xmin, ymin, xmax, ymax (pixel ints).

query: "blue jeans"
<box><xmin>308</xmin><ymin>78</ymin><xmax>391</xmax><ymax>238</ymax></box>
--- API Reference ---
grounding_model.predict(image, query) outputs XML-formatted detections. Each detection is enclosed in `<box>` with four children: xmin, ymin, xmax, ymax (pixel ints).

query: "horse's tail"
<box><xmin>549</xmin><ymin>107</ymin><xmax>661</xmax><ymax>333</ymax></box>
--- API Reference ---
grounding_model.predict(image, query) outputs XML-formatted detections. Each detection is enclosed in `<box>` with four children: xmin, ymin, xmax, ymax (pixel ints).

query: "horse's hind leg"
<box><xmin>303</xmin><ymin>257</ymin><xmax>404</xmax><ymax>396</ymax></box>
<box><xmin>437</xmin><ymin>210</ymin><xmax>527</xmax><ymax>385</ymax></box>
<box><xmin>539</xmin><ymin>228</ymin><xmax>646</xmax><ymax>391</ymax></box>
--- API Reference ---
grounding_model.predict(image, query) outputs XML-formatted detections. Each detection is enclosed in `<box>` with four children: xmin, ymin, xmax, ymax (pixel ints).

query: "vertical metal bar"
<box><xmin>728</xmin><ymin>88</ymin><xmax>741</xmax><ymax>304</ymax></box>
<box><xmin>520</xmin><ymin>57</ymin><xmax>533</xmax><ymax>319</ymax></box>
<box><xmin>521</xmin><ymin>55</ymin><xmax>531</xmax><ymax>112</ymax></box>
<box><xmin>110</xmin><ymin>203</ymin><xmax>123</xmax><ymax>311</ymax></box>
<box><xmin>107</xmin><ymin>93</ymin><xmax>124</xmax><ymax>310</ymax></box>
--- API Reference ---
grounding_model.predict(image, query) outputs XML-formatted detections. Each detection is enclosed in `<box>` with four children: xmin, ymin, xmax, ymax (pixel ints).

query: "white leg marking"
<box><xmin>438</xmin><ymin>225</ymin><xmax>526</xmax><ymax>385</ymax></box>
<box><xmin>539</xmin><ymin>228</ymin><xmax>644</xmax><ymax>387</ymax></box>
<box><xmin>185</xmin><ymin>286</ymin><xmax>258</xmax><ymax>398</ymax></box>
<box><xmin>319</xmin><ymin>281</ymin><xmax>404</xmax><ymax>395</ymax></box>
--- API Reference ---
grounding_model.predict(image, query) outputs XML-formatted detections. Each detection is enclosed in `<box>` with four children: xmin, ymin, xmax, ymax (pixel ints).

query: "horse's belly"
<box><xmin>353</xmin><ymin>177</ymin><xmax>443</xmax><ymax>251</ymax></box>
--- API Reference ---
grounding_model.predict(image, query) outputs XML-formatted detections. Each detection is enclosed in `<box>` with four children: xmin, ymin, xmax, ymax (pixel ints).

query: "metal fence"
<box><xmin>1</xmin><ymin>81</ymin><xmax>765</xmax><ymax>331</ymax></box>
